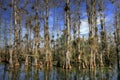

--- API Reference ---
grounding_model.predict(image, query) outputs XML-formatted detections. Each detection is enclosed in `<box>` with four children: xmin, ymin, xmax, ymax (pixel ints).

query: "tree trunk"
<box><xmin>98</xmin><ymin>0</ymin><xmax>105</xmax><ymax>67</ymax></box>
<box><xmin>73</xmin><ymin>23</ymin><xmax>77</xmax><ymax>40</ymax></box>
<box><xmin>13</xmin><ymin>0</ymin><xmax>20</xmax><ymax>67</ymax></box>
<box><xmin>63</xmin><ymin>0</ymin><xmax>71</xmax><ymax>69</ymax></box>
<box><xmin>114</xmin><ymin>6</ymin><xmax>120</xmax><ymax>70</ymax></box>
<box><xmin>34</xmin><ymin>0</ymin><xmax>39</xmax><ymax>66</ymax></box>
<box><xmin>86</xmin><ymin>0</ymin><xmax>97</xmax><ymax>69</ymax></box>
<box><xmin>25</xmin><ymin>55</ymin><xmax>28</xmax><ymax>66</ymax></box>
<box><xmin>44</xmin><ymin>0</ymin><xmax>52</xmax><ymax>68</ymax></box>
<box><xmin>0</xmin><ymin>14</ymin><xmax>1</xmax><ymax>62</ymax></box>
<box><xmin>25</xmin><ymin>22</ymin><xmax>29</xmax><ymax>66</ymax></box>
<box><xmin>9</xmin><ymin>11</ymin><xmax>13</xmax><ymax>68</ymax></box>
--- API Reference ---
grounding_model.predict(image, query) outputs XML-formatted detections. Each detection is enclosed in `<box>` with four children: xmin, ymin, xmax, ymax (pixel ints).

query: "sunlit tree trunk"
<box><xmin>73</xmin><ymin>23</ymin><xmax>77</xmax><ymax>63</ymax></box>
<box><xmin>86</xmin><ymin>0</ymin><xmax>97</xmax><ymax>69</ymax></box>
<box><xmin>9</xmin><ymin>10</ymin><xmax>13</xmax><ymax>68</ymax></box>
<box><xmin>76</xmin><ymin>0</ymin><xmax>82</xmax><ymax>67</ymax></box>
<box><xmin>44</xmin><ymin>0</ymin><xmax>52</xmax><ymax>68</ymax></box>
<box><xmin>63</xmin><ymin>0</ymin><xmax>71</xmax><ymax>69</ymax></box>
<box><xmin>25</xmin><ymin>22</ymin><xmax>29</xmax><ymax>66</ymax></box>
<box><xmin>91</xmin><ymin>0</ymin><xmax>97</xmax><ymax>68</ymax></box>
<box><xmin>18</xmin><ymin>13</ymin><xmax>22</xmax><ymax>59</ymax></box>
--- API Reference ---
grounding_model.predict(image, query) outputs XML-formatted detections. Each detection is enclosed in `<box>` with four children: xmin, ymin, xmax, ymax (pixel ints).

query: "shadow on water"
<box><xmin>0</xmin><ymin>63</ymin><xmax>119</xmax><ymax>80</ymax></box>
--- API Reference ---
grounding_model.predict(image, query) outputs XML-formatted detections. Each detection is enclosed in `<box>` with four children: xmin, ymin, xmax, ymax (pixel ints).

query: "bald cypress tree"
<box><xmin>86</xmin><ymin>0</ymin><xmax>98</xmax><ymax>69</ymax></box>
<box><xmin>63</xmin><ymin>0</ymin><xmax>72</xmax><ymax>69</ymax></box>
<box><xmin>98</xmin><ymin>0</ymin><xmax>105</xmax><ymax>67</ymax></box>
<box><xmin>44</xmin><ymin>0</ymin><xmax>52</xmax><ymax>68</ymax></box>
<box><xmin>9</xmin><ymin>8</ymin><xmax>13</xmax><ymax>68</ymax></box>
<box><xmin>112</xmin><ymin>0</ymin><xmax>120</xmax><ymax>70</ymax></box>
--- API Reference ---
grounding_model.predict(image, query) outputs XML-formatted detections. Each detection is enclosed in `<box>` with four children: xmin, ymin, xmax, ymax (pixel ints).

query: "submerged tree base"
<box><xmin>9</xmin><ymin>64</ymin><xmax>14</xmax><ymax>69</ymax></box>
<box><xmin>15</xmin><ymin>62</ymin><xmax>20</xmax><ymax>67</ymax></box>
<box><xmin>0</xmin><ymin>63</ymin><xmax>118</xmax><ymax>80</ymax></box>
<box><xmin>63</xmin><ymin>64</ymin><xmax>72</xmax><ymax>69</ymax></box>
<box><xmin>25</xmin><ymin>62</ymin><xmax>29</xmax><ymax>66</ymax></box>
<box><xmin>39</xmin><ymin>61</ymin><xmax>43</xmax><ymax>69</ymax></box>
<box><xmin>45</xmin><ymin>61</ymin><xmax>52</xmax><ymax>69</ymax></box>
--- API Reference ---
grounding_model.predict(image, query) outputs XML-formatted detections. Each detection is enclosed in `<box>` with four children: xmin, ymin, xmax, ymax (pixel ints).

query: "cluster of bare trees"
<box><xmin>0</xmin><ymin>0</ymin><xmax>119</xmax><ymax>70</ymax></box>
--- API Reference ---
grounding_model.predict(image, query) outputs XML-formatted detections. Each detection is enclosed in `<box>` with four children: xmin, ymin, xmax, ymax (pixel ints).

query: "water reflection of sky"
<box><xmin>0</xmin><ymin>63</ymin><xmax>119</xmax><ymax>80</ymax></box>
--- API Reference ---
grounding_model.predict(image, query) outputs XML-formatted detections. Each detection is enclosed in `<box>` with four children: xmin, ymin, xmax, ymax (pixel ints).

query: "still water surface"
<box><xmin>0</xmin><ymin>63</ymin><xmax>119</xmax><ymax>80</ymax></box>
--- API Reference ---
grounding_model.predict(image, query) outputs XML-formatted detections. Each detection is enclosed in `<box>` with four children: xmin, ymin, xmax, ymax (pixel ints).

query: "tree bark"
<box><xmin>44</xmin><ymin>0</ymin><xmax>52</xmax><ymax>68</ymax></box>
<box><xmin>63</xmin><ymin>0</ymin><xmax>71</xmax><ymax>69</ymax></box>
<box><xmin>9</xmin><ymin>10</ymin><xmax>13</xmax><ymax>68</ymax></box>
<box><xmin>86</xmin><ymin>0</ymin><xmax>97</xmax><ymax>69</ymax></box>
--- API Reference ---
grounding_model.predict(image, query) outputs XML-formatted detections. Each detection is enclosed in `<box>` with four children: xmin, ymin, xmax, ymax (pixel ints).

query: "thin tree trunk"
<box><xmin>0</xmin><ymin>14</ymin><xmax>1</xmax><ymax>62</ymax></box>
<box><xmin>34</xmin><ymin>0</ymin><xmax>39</xmax><ymax>66</ymax></box>
<box><xmin>25</xmin><ymin>22</ymin><xmax>29</xmax><ymax>66</ymax></box>
<box><xmin>13</xmin><ymin>0</ymin><xmax>20</xmax><ymax>67</ymax></box>
<box><xmin>73</xmin><ymin>23</ymin><xmax>76</xmax><ymax>40</ymax></box>
<box><xmin>9</xmin><ymin>10</ymin><xmax>13</xmax><ymax>68</ymax></box>
<box><xmin>98</xmin><ymin>0</ymin><xmax>105</xmax><ymax>67</ymax></box>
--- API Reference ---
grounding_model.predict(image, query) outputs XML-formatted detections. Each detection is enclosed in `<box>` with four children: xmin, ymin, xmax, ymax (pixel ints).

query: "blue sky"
<box><xmin>0</xmin><ymin>0</ymin><xmax>116</xmax><ymax>46</ymax></box>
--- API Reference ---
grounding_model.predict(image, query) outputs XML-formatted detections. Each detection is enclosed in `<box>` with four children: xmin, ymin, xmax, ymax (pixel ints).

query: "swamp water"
<box><xmin>0</xmin><ymin>63</ymin><xmax>120</xmax><ymax>80</ymax></box>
